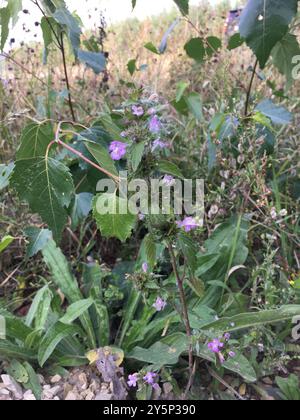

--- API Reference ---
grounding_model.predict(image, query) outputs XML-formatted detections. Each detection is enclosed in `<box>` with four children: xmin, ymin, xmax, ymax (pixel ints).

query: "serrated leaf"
<box><xmin>239</xmin><ymin>0</ymin><xmax>298</xmax><ymax>68</ymax></box>
<box><xmin>53</xmin><ymin>6</ymin><xmax>81</xmax><ymax>54</ymax></box>
<box><xmin>157</xmin><ymin>160</ymin><xmax>184</xmax><ymax>179</ymax></box>
<box><xmin>178</xmin><ymin>232</ymin><xmax>197</xmax><ymax>272</ymax></box>
<box><xmin>143</xmin><ymin>234</ymin><xmax>157</xmax><ymax>268</ymax></box>
<box><xmin>129</xmin><ymin>142</ymin><xmax>145</xmax><ymax>172</ymax></box>
<box><xmin>255</xmin><ymin>99</ymin><xmax>292</xmax><ymax>125</ymax></box>
<box><xmin>206</xmin><ymin>36</ymin><xmax>222</xmax><ymax>57</ymax></box>
<box><xmin>272</xmin><ymin>33</ymin><xmax>300</xmax><ymax>88</ymax></box>
<box><xmin>69</xmin><ymin>192</ymin><xmax>93</xmax><ymax>230</ymax></box>
<box><xmin>38</xmin><ymin>322</ymin><xmax>83</xmax><ymax>367</ymax></box>
<box><xmin>184</xmin><ymin>37</ymin><xmax>205</xmax><ymax>62</ymax></box>
<box><xmin>78</xmin><ymin>50</ymin><xmax>106</xmax><ymax>74</ymax></box>
<box><xmin>93</xmin><ymin>193</ymin><xmax>136</xmax><ymax>242</ymax></box>
<box><xmin>24</xmin><ymin>227</ymin><xmax>53</xmax><ymax>258</ymax></box>
<box><xmin>11</xmin><ymin>157</ymin><xmax>74</xmax><ymax>242</ymax></box>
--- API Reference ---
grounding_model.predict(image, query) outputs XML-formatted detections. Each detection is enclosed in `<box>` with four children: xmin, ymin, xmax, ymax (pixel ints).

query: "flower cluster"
<box><xmin>176</xmin><ymin>217</ymin><xmax>200</xmax><ymax>233</ymax></box>
<box><xmin>207</xmin><ymin>333</ymin><xmax>236</xmax><ymax>364</ymax></box>
<box><xmin>109</xmin><ymin>141</ymin><xmax>128</xmax><ymax>161</ymax></box>
<box><xmin>127</xmin><ymin>371</ymin><xmax>160</xmax><ymax>390</ymax></box>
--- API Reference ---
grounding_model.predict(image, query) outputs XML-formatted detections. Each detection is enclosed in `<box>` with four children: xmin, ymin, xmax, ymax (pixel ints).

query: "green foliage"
<box><xmin>0</xmin><ymin>236</ymin><xmax>14</xmax><ymax>253</ymax></box>
<box><xmin>276</xmin><ymin>375</ymin><xmax>300</xmax><ymax>400</ymax></box>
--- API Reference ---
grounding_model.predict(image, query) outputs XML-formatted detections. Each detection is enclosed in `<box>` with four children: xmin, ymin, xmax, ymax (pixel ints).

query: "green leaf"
<box><xmin>86</xmin><ymin>142</ymin><xmax>119</xmax><ymax>177</ymax></box>
<box><xmin>78</xmin><ymin>50</ymin><xmax>106</xmax><ymax>74</ymax></box>
<box><xmin>11</xmin><ymin>157</ymin><xmax>74</xmax><ymax>242</ymax></box>
<box><xmin>176</xmin><ymin>81</ymin><xmax>189</xmax><ymax>103</ymax></box>
<box><xmin>0</xmin><ymin>7</ymin><xmax>10</xmax><ymax>51</ymax></box>
<box><xmin>276</xmin><ymin>374</ymin><xmax>300</xmax><ymax>400</ymax></box>
<box><xmin>17</xmin><ymin>123</ymin><xmax>54</xmax><ymax>160</ymax></box>
<box><xmin>143</xmin><ymin>234</ymin><xmax>157</xmax><ymax>269</ymax></box>
<box><xmin>53</xmin><ymin>6</ymin><xmax>81</xmax><ymax>54</ymax></box>
<box><xmin>7</xmin><ymin>0</ymin><xmax>22</xmax><ymax>26</ymax></box>
<box><xmin>144</xmin><ymin>42</ymin><xmax>160</xmax><ymax>55</ymax></box>
<box><xmin>0</xmin><ymin>162</ymin><xmax>14</xmax><ymax>191</ymax></box>
<box><xmin>173</xmin><ymin>0</ymin><xmax>189</xmax><ymax>16</ymax></box>
<box><xmin>206</xmin><ymin>36</ymin><xmax>222</xmax><ymax>57</ymax></box>
<box><xmin>0</xmin><ymin>236</ymin><xmax>14</xmax><ymax>253</ymax></box>
<box><xmin>24</xmin><ymin>227</ymin><xmax>53</xmax><ymax>258</ymax></box>
<box><xmin>38</xmin><ymin>322</ymin><xmax>83</xmax><ymax>367</ymax></box>
<box><xmin>127</xmin><ymin>59</ymin><xmax>137</xmax><ymax>75</ymax></box>
<box><xmin>0</xmin><ymin>341</ymin><xmax>36</xmax><ymax>362</ymax></box>
<box><xmin>228</xmin><ymin>33</ymin><xmax>245</xmax><ymax>50</ymax></box>
<box><xmin>132</xmin><ymin>0</ymin><xmax>137</xmax><ymax>10</ymax></box>
<box><xmin>184</xmin><ymin>37</ymin><xmax>205</xmax><ymax>62</ymax></box>
<box><xmin>255</xmin><ymin>99</ymin><xmax>292</xmax><ymax>125</ymax></box>
<box><xmin>177</xmin><ymin>232</ymin><xmax>197</xmax><ymax>272</ymax></box>
<box><xmin>25</xmin><ymin>285</ymin><xmax>53</xmax><ymax>329</ymax></box>
<box><xmin>185</xmin><ymin>92</ymin><xmax>203</xmax><ymax>121</ymax></box>
<box><xmin>201</xmin><ymin>305</ymin><xmax>300</xmax><ymax>333</ymax></box>
<box><xmin>128</xmin><ymin>333</ymin><xmax>188</xmax><ymax>368</ymax></box>
<box><xmin>272</xmin><ymin>33</ymin><xmax>300</xmax><ymax>87</ymax></box>
<box><xmin>60</xmin><ymin>298</ymin><xmax>94</xmax><ymax>325</ymax></box>
<box><xmin>69</xmin><ymin>193</ymin><xmax>93</xmax><ymax>230</ymax></box>
<box><xmin>157</xmin><ymin>160</ymin><xmax>184</xmax><ymax>178</ymax></box>
<box><xmin>23</xmin><ymin>362</ymin><xmax>43</xmax><ymax>400</ymax></box>
<box><xmin>129</xmin><ymin>142</ymin><xmax>145</xmax><ymax>172</ymax></box>
<box><xmin>239</xmin><ymin>0</ymin><xmax>298</xmax><ymax>68</ymax></box>
<box><xmin>41</xmin><ymin>17</ymin><xmax>59</xmax><ymax>63</ymax></box>
<box><xmin>7</xmin><ymin>360</ymin><xmax>29</xmax><ymax>384</ymax></box>
<box><xmin>93</xmin><ymin>193</ymin><xmax>136</xmax><ymax>242</ymax></box>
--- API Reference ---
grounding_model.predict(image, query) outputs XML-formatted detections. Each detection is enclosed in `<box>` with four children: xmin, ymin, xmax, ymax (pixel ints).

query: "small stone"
<box><xmin>1</xmin><ymin>375</ymin><xmax>23</xmax><ymax>399</ymax></box>
<box><xmin>50</xmin><ymin>375</ymin><xmax>62</xmax><ymax>384</ymax></box>
<box><xmin>65</xmin><ymin>391</ymin><xmax>78</xmax><ymax>401</ymax></box>
<box><xmin>0</xmin><ymin>389</ymin><xmax>10</xmax><ymax>396</ymax></box>
<box><xmin>95</xmin><ymin>391</ymin><xmax>113</xmax><ymax>401</ymax></box>
<box><xmin>23</xmin><ymin>390</ymin><xmax>36</xmax><ymax>401</ymax></box>
<box><xmin>85</xmin><ymin>391</ymin><xmax>94</xmax><ymax>401</ymax></box>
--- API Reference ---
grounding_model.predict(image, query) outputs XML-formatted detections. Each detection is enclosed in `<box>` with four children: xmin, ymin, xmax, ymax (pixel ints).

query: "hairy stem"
<box><xmin>168</xmin><ymin>243</ymin><xmax>193</xmax><ymax>373</ymax></box>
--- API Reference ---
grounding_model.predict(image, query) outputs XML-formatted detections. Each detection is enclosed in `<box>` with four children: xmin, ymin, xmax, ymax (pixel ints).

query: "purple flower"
<box><xmin>224</xmin><ymin>333</ymin><xmax>231</xmax><ymax>341</ymax></box>
<box><xmin>149</xmin><ymin>115</ymin><xmax>162</xmax><ymax>134</ymax></box>
<box><xmin>208</xmin><ymin>339</ymin><xmax>224</xmax><ymax>354</ymax></box>
<box><xmin>176</xmin><ymin>217</ymin><xmax>199</xmax><ymax>233</ymax></box>
<box><xmin>142</xmin><ymin>262</ymin><xmax>148</xmax><ymax>273</ymax></box>
<box><xmin>109</xmin><ymin>141</ymin><xmax>128</xmax><ymax>161</ymax></box>
<box><xmin>132</xmin><ymin>105</ymin><xmax>144</xmax><ymax>117</ymax></box>
<box><xmin>127</xmin><ymin>373</ymin><xmax>138</xmax><ymax>388</ymax></box>
<box><xmin>143</xmin><ymin>372</ymin><xmax>157</xmax><ymax>385</ymax></box>
<box><xmin>153</xmin><ymin>297</ymin><xmax>167</xmax><ymax>312</ymax></box>
<box><xmin>162</xmin><ymin>175</ymin><xmax>175</xmax><ymax>187</ymax></box>
<box><xmin>151</xmin><ymin>139</ymin><xmax>169</xmax><ymax>152</ymax></box>
<box><xmin>229</xmin><ymin>351</ymin><xmax>236</xmax><ymax>358</ymax></box>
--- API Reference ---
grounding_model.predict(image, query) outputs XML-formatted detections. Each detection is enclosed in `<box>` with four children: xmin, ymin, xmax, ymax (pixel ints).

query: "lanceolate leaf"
<box><xmin>93</xmin><ymin>193</ymin><xmax>136</xmax><ymax>242</ymax></box>
<box><xmin>239</xmin><ymin>0</ymin><xmax>298</xmax><ymax>68</ymax></box>
<box><xmin>11</xmin><ymin>157</ymin><xmax>74</xmax><ymax>242</ymax></box>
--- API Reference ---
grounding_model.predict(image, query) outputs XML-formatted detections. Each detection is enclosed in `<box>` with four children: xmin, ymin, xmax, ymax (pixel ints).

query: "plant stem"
<box><xmin>60</xmin><ymin>34</ymin><xmax>76</xmax><ymax>122</ymax></box>
<box><xmin>168</xmin><ymin>243</ymin><xmax>193</xmax><ymax>373</ymax></box>
<box><xmin>245</xmin><ymin>58</ymin><xmax>259</xmax><ymax>117</ymax></box>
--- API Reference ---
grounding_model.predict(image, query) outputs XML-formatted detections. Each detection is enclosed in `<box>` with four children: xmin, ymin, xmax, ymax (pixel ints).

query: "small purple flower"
<box><xmin>151</xmin><ymin>139</ymin><xmax>169</xmax><ymax>152</ymax></box>
<box><xmin>149</xmin><ymin>115</ymin><xmax>162</xmax><ymax>134</ymax></box>
<box><xmin>176</xmin><ymin>217</ymin><xmax>199</xmax><ymax>233</ymax></box>
<box><xmin>132</xmin><ymin>105</ymin><xmax>144</xmax><ymax>117</ymax></box>
<box><xmin>142</xmin><ymin>262</ymin><xmax>148</xmax><ymax>273</ymax></box>
<box><xmin>143</xmin><ymin>372</ymin><xmax>157</xmax><ymax>385</ymax></box>
<box><xmin>109</xmin><ymin>141</ymin><xmax>128</xmax><ymax>161</ymax></box>
<box><xmin>162</xmin><ymin>175</ymin><xmax>175</xmax><ymax>187</ymax></box>
<box><xmin>208</xmin><ymin>339</ymin><xmax>224</xmax><ymax>354</ymax></box>
<box><xmin>153</xmin><ymin>297</ymin><xmax>167</xmax><ymax>312</ymax></box>
<box><xmin>229</xmin><ymin>351</ymin><xmax>236</xmax><ymax>358</ymax></box>
<box><xmin>127</xmin><ymin>373</ymin><xmax>138</xmax><ymax>388</ymax></box>
<box><xmin>224</xmin><ymin>333</ymin><xmax>231</xmax><ymax>341</ymax></box>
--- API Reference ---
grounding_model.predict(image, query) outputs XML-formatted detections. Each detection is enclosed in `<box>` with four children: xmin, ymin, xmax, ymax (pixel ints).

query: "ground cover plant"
<box><xmin>0</xmin><ymin>0</ymin><xmax>299</xmax><ymax>401</ymax></box>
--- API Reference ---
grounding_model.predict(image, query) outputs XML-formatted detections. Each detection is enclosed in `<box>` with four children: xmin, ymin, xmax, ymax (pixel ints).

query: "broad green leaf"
<box><xmin>219</xmin><ymin>116</ymin><xmax>239</xmax><ymax>140</ymax></box>
<box><xmin>16</xmin><ymin>122</ymin><xmax>54</xmax><ymax>160</ymax></box>
<box><xmin>206</xmin><ymin>36</ymin><xmax>222</xmax><ymax>57</ymax></box>
<box><xmin>0</xmin><ymin>236</ymin><xmax>14</xmax><ymax>253</ymax></box>
<box><xmin>11</xmin><ymin>157</ymin><xmax>74</xmax><ymax>242</ymax></box>
<box><xmin>38</xmin><ymin>322</ymin><xmax>83</xmax><ymax>367</ymax></box>
<box><xmin>184</xmin><ymin>37</ymin><xmax>205</xmax><ymax>62</ymax></box>
<box><xmin>93</xmin><ymin>193</ymin><xmax>136</xmax><ymax>242</ymax></box>
<box><xmin>42</xmin><ymin>240</ymin><xmax>96</xmax><ymax>348</ymax></box>
<box><xmin>128</xmin><ymin>333</ymin><xmax>188</xmax><ymax>368</ymax></box>
<box><xmin>176</xmin><ymin>81</ymin><xmax>189</xmax><ymax>103</ymax></box>
<box><xmin>272</xmin><ymin>33</ymin><xmax>300</xmax><ymax>87</ymax></box>
<box><xmin>41</xmin><ymin>17</ymin><xmax>59</xmax><ymax>63</ymax></box>
<box><xmin>201</xmin><ymin>305</ymin><xmax>300</xmax><ymax>333</ymax></box>
<box><xmin>255</xmin><ymin>99</ymin><xmax>292</xmax><ymax>125</ymax></box>
<box><xmin>0</xmin><ymin>162</ymin><xmax>14</xmax><ymax>191</ymax></box>
<box><xmin>78</xmin><ymin>50</ymin><xmax>106</xmax><ymax>74</ymax></box>
<box><xmin>23</xmin><ymin>362</ymin><xmax>42</xmax><ymax>400</ymax></box>
<box><xmin>25</xmin><ymin>285</ymin><xmax>53</xmax><ymax>329</ymax></box>
<box><xmin>86</xmin><ymin>142</ymin><xmax>119</xmax><ymax>177</ymax></box>
<box><xmin>144</xmin><ymin>42</ymin><xmax>160</xmax><ymax>55</ymax></box>
<box><xmin>177</xmin><ymin>232</ymin><xmax>197</xmax><ymax>273</ymax></box>
<box><xmin>0</xmin><ymin>6</ymin><xmax>10</xmax><ymax>51</ymax></box>
<box><xmin>276</xmin><ymin>374</ymin><xmax>300</xmax><ymax>400</ymax></box>
<box><xmin>143</xmin><ymin>234</ymin><xmax>157</xmax><ymax>269</ymax></box>
<box><xmin>157</xmin><ymin>160</ymin><xmax>184</xmax><ymax>179</ymax></box>
<box><xmin>129</xmin><ymin>142</ymin><xmax>145</xmax><ymax>172</ymax></box>
<box><xmin>53</xmin><ymin>6</ymin><xmax>81</xmax><ymax>54</ymax></box>
<box><xmin>228</xmin><ymin>33</ymin><xmax>245</xmax><ymax>50</ymax></box>
<box><xmin>127</xmin><ymin>59</ymin><xmax>137</xmax><ymax>75</ymax></box>
<box><xmin>7</xmin><ymin>360</ymin><xmax>29</xmax><ymax>384</ymax></box>
<box><xmin>60</xmin><ymin>298</ymin><xmax>94</xmax><ymax>325</ymax></box>
<box><xmin>173</xmin><ymin>0</ymin><xmax>189</xmax><ymax>16</ymax></box>
<box><xmin>186</xmin><ymin>92</ymin><xmax>203</xmax><ymax>121</ymax></box>
<box><xmin>239</xmin><ymin>0</ymin><xmax>298</xmax><ymax>68</ymax></box>
<box><xmin>69</xmin><ymin>193</ymin><xmax>93</xmax><ymax>230</ymax></box>
<box><xmin>24</xmin><ymin>227</ymin><xmax>53</xmax><ymax>258</ymax></box>
<box><xmin>7</xmin><ymin>0</ymin><xmax>22</xmax><ymax>26</ymax></box>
